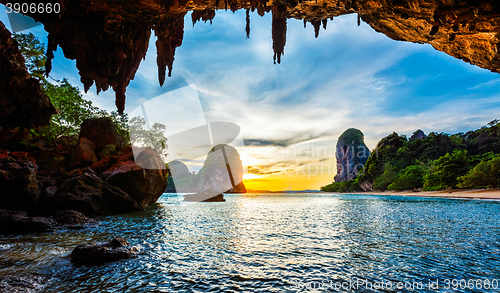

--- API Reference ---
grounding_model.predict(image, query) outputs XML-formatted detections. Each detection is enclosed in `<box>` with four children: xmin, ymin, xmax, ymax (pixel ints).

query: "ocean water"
<box><xmin>1</xmin><ymin>193</ymin><xmax>500</xmax><ymax>292</ymax></box>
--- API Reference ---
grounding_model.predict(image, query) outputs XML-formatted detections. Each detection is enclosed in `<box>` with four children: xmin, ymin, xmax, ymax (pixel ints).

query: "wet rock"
<box><xmin>0</xmin><ymin>157</ymin><xmax>39</xmax><ymax>212</ymax></box>
<box><xmin>70</xmin><ymin>237</ymin><xmax>140</xmax><ymax>265</ymax></box>
<box><xmin>334</xmin><ymin>128</ymin><xmax>370</xmax><ymax>182</ymax></box>
<box><xmin>52</xmin><ymin>210</ymin><xmax>96</xmax><ymax>228</ymax></box>
<box><xmin>0</xmin><ymin>210</ymin><xmax>55</xmax><ymax>234</ymax></box>
<box><xmin>69</xmin><ymin>137</ymin><xmax>98</xmax><ymax>169</ymax></box>
<box><xmin>79</xmin><ymin>117</ymin><xmax>123</xmax><ymax>152</ymax></box>
<box><xmin>48</xmin><ymin>173</ymin><xmax>142</xmax><ymax>216</ymax></box>
<box><xmin>0</xmin><ymin>273</ymin><xmax>48</xmax><ymax>293</ymax></box>
<box><xmin>100</xmin><ymin>148</ymin><xmax>167</xmax><ymax>207</ymax></box>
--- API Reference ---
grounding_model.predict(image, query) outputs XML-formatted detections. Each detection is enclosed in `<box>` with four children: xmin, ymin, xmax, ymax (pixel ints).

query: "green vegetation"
<box><xmin>321</xmin><ymin>120</ymin><xmax>500</xmax><ymax>192</ymax></box>
<box><xmin>457</xmin><ymin>156</ymin><xmax>500</xmax><ymax>188</ymax></box>
<box><xmin>128</xmin><ymin>117</ymin><xmax>168</xmax><ymax>159</ymax></box>
<box><xmin>320</xmin><ymin>179</ymin><xmax>360</xmax><ymax>192</ymax></box>
<box><xmin>388</xmin><ymin>164</ymin><xmax>427</xmax><ymax>191</ymax></box>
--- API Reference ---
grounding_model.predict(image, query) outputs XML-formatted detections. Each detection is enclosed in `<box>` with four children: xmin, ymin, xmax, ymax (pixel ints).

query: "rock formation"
<box><xmin>169</xmin><ymin>144</ymin><xmax>246</xmax><ymax>201</ymax></box>
<box><xmin>0</xmin><ymin>156</ymin><xmax>39</xmax><ymax>212</ymax></box>
<box><xmin>334</xmin><ymin>128</ymin><xmax>370</xmax><ymax>182</ymax></box>
<box><xmin>70</xmin><ymin>237</ymin><xmax>140</xmax><ymax>265</ymax></box>
<box><xmin>0</xmin><ymin>22</ymin><xmax>56</xmax><ymax>149</ymax></box>
<box><xmin>410</xmin><ymin>129</ymin><xmax>427</xmax><ymax>142</ymax></box>
<box><xmin>0</xmin><ymin>209</ymin><xmax>55</xmax><ymax>234</ymax></box>
<box><xmin>49</xmin><ymin>173</ymin><xmax>143</xmax><ymax>216</ymax></box>
<box><xmin>99</xmin><ymin>147</ymin><xmax>168</xmax><ymax>207</ymax></box>
<box><xmin>79</xmin><ymin>117</ymin><xmax>123</xmax><ymax>152</ymax></box>
<box><xmin>2</xmin><ymin>0</ymin><xmax>498</xmax><ymax>113</ymax></box>
<box><xmin>69</xmin><ymin>137</ymin><xmax>98</xmax><ymax>169</ymax></box>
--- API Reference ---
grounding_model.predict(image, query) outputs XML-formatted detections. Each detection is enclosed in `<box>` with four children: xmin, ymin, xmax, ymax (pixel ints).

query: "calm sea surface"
<box><xmin>1</xmin><ymin>193</ymin><xmax>500</xmax><ymax>292</ymax></box>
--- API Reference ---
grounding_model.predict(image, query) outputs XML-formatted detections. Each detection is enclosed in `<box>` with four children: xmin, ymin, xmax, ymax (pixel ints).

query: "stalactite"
<box><xmin>230</xmin><ymin>0</ymin><xmax>238</xmax><ymax>13</ymax></box>
<box><xmin>154</xmin><ymin>13</ymin><xmax>186</xmax><ymax>87</ymax></box>
<box><xmin>322</xmin><ymin>19</ymin><xmax>327</xmax><ymax>30</ymax></box>
<box><xmin>357</xmin><ymin>13</ymin><xmax>361</xmax><ymax>26</ymax></box>
<box><xmin>192</xmin><ymin>9</ymin><xmax>216</xmax><ymax>26</ymax></box>
<box><xmin>311</xmin><ymin>20</ymin><xmax>321</xmax><ymax>38</ymax></box>
<box><xmin>45</xmin><ymin>33</ymin><xmax>57</xmax><ymax>77</ymax></box>
<box><xmin>246</xmin><ymin>9</ymin><xmax>250</xmax><ymax>38</ymax></box>
<box><xmin>272</xmin><ymin>5</ymin><xmax>286</xmax><ymax>64</ymax></box>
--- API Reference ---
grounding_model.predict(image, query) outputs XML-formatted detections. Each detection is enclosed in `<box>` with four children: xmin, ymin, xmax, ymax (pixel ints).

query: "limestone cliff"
<box><xmin>334</xmin><ymin>128</ymin><xmax>370</xmax><ymax>182</ymax></box>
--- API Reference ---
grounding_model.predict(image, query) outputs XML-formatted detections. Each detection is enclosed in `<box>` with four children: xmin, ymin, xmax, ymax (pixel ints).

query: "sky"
<box><xmin>2</xmin><ymin>7</ymin><xmax>500</xmax><ymax>191</ymax></box>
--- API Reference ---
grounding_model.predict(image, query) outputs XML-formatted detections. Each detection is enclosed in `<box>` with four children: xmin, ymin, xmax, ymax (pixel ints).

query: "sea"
<box><xmin>1</xmin><ymin>193</ymin><xmax>499</xmax><ymax>292</ymax></box>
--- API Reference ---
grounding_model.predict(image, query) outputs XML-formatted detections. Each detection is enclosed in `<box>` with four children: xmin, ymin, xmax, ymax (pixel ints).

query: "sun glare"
<box><xmin>243</xmin><ymin>173</ymin><xmax>260</xmax><ymax>180</ymax></box>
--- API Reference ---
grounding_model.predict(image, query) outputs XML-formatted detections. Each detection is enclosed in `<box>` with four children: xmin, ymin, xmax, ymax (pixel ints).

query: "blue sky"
<box><xmin>2</xmin><ymin>7</ymin><xmax>500</xmax><ymax>189</ymax></box>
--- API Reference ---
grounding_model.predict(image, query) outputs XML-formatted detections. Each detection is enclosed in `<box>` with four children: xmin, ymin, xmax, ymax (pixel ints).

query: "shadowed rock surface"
<box><xmin>0</xmin><ymin>157</ymin><xmax>39</xmax><ymax>212</ymax></box>
<box><xmin>69</xmin><ymin>137</ymin><xmax>98</xmax><ymax>169</ymax></box>
<box><xmin>1</xmin><ymin>0</ymin><xmax>498</xmax><ymax>114</ymax></box>
<box><xmin>0</xmin><ymin>22</ymin><xmax>56</xmax><ymax>130</ymax></box>
<box><xmin>0</xmin><ymin>22</ymin><xmax>56</xmax><ymax>150</ymax></box>
<box><xmin>52</xmin><ymin>210</ymin><xmax>97</xmax><ymax>228</ymax></box>
<box><xmin>0</xmin><ymin>210</ymin><xmax>55</xmax><ymax>234</ymax></box>
<box><xmin>70</xmin><ymin>237</ymin><xmax>140</xmax><ymax>266</ymax></box>
<box><xmin>79</xmin><ymin>118</ymin><xmax>123</xmax><ymax>152</ymax></box>
<box><xmin>99</xmin><ymin>147</ymin><xmax>168</xmax><ymax>207</ymax></box>
<box><xmin>49</xmin><ymin>173</ymin><xmax>143</xmax><ymax>216</ymax></box>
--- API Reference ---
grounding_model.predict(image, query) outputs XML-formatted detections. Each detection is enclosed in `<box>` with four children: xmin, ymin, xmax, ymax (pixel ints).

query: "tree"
<box><xmin>424</xmin><ymin>150</ymin><xmax>470</xmax><ymax>188</ymax></box>
<box><xmin>388</xmin><ymin>164</ymin><xmax>427</xmax><ymax>191</ymax></box>
<box><xmin>457</xmin><ymin>156</ymin><xmax>500</xmax><ymax>188</ymax></box>
<box><xmin>129</xmin><ymin>117</ymin><xmax>168</xmax><ymax>160</ymax></box>
<box><xmin>13</xmin><ymin>33</ymin><xmax>46</xmax><ymax>79</ymax></box>
<box><xmin>373</xmin><ymin>162</ymin><xmax>396</xmax><ymax>190</ymax></box>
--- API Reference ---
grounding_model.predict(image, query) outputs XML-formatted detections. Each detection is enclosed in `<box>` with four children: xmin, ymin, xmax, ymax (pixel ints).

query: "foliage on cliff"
<box><xmin>321</xmin><ymin>120</ymin><xmax>500</xmax><ymax>192</ymax></box>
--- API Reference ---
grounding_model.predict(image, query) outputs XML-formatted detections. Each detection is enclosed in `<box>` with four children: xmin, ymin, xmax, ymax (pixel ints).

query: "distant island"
<box><xmin>322</xmin><ymin>121</ymin><xmax>500</xmax><ymax>193</ymax></box>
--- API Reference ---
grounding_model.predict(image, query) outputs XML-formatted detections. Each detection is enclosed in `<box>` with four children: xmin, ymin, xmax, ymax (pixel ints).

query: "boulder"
<box><xmin>0</xmin><ymin>210</ymin><xmax>55</xmax><ymax>234</ymax></box>
<box><xmin>79</xmin><ymin>117</ymin><xmax>123</xmax><ymax>152</ymax></box>
<box><xmin>53</xmin><ymin>210</ymin><xmax>96</xmax><ymax>228</ymax></box>
<box><xmin>47</xmin><ymin>173</ymin><xmax>142</xmax><ymax>216</ymax></box>
<box><xmin>0</xmin><ymin>157</ymin><xmax>39</xmax><ymax>212</ymax></box>
<box><xmin>100</xmin><ymin>148</ymin><xmax>167</xmax><ymax>207</ymax></box>
<box><xmin>69</xmin><ymin>137</ymin><xmax>97</xmax><ymax>169</ymax></box>
<box><xmin>70</xmin><ymin>237</ymin><xmax>140</xmax><ymax>265</ymax></box>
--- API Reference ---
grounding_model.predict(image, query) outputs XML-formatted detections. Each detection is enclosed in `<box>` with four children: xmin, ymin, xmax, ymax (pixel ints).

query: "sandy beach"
<box><xmin>345</xmin><ymin>189</ymin><xmax>500</xmax><ymax>200</ymax></box>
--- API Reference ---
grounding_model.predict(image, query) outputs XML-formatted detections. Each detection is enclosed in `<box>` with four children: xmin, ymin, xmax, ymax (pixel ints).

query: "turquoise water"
<box><xmin>1</xmin><ymin>193</ymin><xmax>500</xmax><ymax>292</ymax></box>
